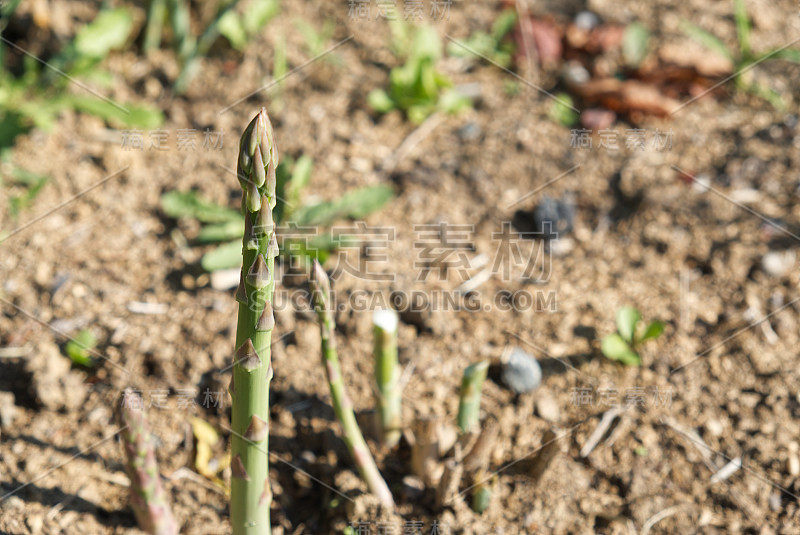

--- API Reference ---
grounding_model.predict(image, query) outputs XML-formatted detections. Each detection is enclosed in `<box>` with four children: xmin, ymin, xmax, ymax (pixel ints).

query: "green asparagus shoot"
<box><xmin>229</xmin><ymin>107</ymin><xmax>279</xmax><ymax>534</ymax></box>
<box><xmin>373</xmin><ymin>309</ymin><xmax>401</xmax><ymax>447</ymax></box>
<box><xmin>310</xmin><ymin>260</ymin><xmax>395</xmax><ymax>509</ymax></box>
<box><xmin>457</xmin><ymin>360</ymin><xmax>489</xmax><ymax>434</ymax></box>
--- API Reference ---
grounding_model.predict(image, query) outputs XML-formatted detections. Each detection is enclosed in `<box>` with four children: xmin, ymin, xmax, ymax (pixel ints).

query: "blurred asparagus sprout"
<box><xmin>446</xmin><ymin>9</ymin><xmax>517</xmax><ymax>67</ymax></box>
<box><xmin>601</xmin><ymin>306</ymin><xmax>664</xmax><ymax>366</ymax></box>
<box><xmin>368</xmin><ymin>24</ymin><xmax>472</xmax><ymax>124</ymax></box>
<box><xmin>160</xmin><ymin>156</ymin><xmax>393</xmax><ymax>272</ymax></box>
<box><xmin>0</xmin><ymin>6</ymin><xmax>163</xmax><ymax>151</ymax></box>
<box><xmin>117</xmin><ymin>389</ymin><xmax>179</xmax><ymax>535</ymax></box>
<box><xmin>681</xmin><ymin>0</ymin><xmax>800</xmax><ymax>108</ymax></box>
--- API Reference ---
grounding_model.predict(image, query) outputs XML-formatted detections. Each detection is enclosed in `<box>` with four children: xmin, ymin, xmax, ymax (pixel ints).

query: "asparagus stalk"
<box><xmin>457</xmin><ymin>360</ymin><xmax>489</xmax><ymax>434</ymax></box>
<box><xmin>116</xmin><ymin>388</ymin><xmax>178</xmax><ymax>535</ymax></box>
<box><xmin>372</xmin><ymin>309</ymin><xmax>401</xmax><ymax>447</ymax></box>
<box><xmin>229</xmin><ymin>108</ymin><xmax>280</xmax><ymax>535</ymax></box>
<box><xmin>309</xmin><ymin>260</ymin><xmax>395</xmax><ymax>509</ymax></box>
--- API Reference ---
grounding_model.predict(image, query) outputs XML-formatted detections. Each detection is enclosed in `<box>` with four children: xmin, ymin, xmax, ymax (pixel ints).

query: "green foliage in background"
<box><xmin>681</xmin><ymin>0</ymin><xmax>800</xmax><ymax>108</ymax></box>
<box><xmin>0</xmin><ymin>6</ymin><xmax>163</xmax><ymax>151</ymax></box>
<box><xmin>446</xmin><ymin>9</ymin><xmax>517</xmax><ymax>67</ymax></box>
<box><xmin>601</xmin><ymin>306</ymin><xmax>664</xmax><ymax>366</ymax></box>
<box><xmin>143</xmin><ymin>0</ymin><xmax>279</xmax><ymax>93</ymax></box>
<box><xmin>161</xmin><ymin>157</ymin><xmax>393</xmax><ymax>272</ymax></box>
<box><xmin>369</xmin><ymin>23</ymin><xmax>472</xmax><ymax>124</ymax></box>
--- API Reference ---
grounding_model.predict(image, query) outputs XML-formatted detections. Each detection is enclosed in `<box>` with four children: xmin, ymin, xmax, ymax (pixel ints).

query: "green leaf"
<box><xmin>64</xmin><ymin>329</ymin><xmax>97</xmax><ymax>367</ymax></box>
<box><xmin>491</xmin><ymin>9</ymin><xmax>518</xmax><ymax>42</ymax></box>
<box><xmin>68</xmin><ymin>96</ymin><xmax>164</xmax><ymax>128</ymax></box>
<box><xmin>638</xmin><ymin>321</ymin><xmax>665</xmax><ymax>343</ymax></box>
<box><xmin>74</xmin><ymin>8</ymin><xmax>134</xmax><ymax>58</ymax></box>
<box><xmin>161</xmin><ymin>191</ymin><xmax>241</xmax><ymax>223</ymax></box>
<box><xmin>289</xmin><ymin>155</ymin><xmax>314</xmax><ymax>195</ymax></box>
<box><xmin>412</xmin><ymin>25</ymin><xmax>442</xmax><ymax>62</ymax></box>
<box><xmin>218</xmin><ymin>11</ymin><xmax>248</xmax><ymax>51</ymax></box>
<box><xmin>196</xmin><ymin>220</ymin><xmax>245</xmax><ymax>243</ymax></box>
<box><xmin>616</xmin><ymin>306</ymin><xmax>641</xmax><ymax>345</ymax></box>
<box><xmin>201</xmin><ymin>240</ymin><xmax>242</xmax><ymax>272</ymax></box>
<box><xmin>243</xmin><ymin>0</ymin><xmax>280</xmax><ymax>36</ymax></box>
<box><xmin>764</xmin><ymin>48</ymin><xmax>800</xmax><ymax>63</ymax></box>
<box><xmin>292</xmin><ymin>185</ymin><xmax>393</xmax><ymax>227</ymax></box>
<box><xmin>548</xmin><ymin>93</ymin><xmax>578</xmax><ymax>126</ymax></box>
<box><xmin>680</xmin><ymin>21</ymin><xmax>733</xmax><ymax>61</ymax></box>
<box><xmin>368</xmin><ymin>89</ymin><xmax>396</xmax><ymax>113</ymax></box>
<box><xmin>601</xmin><ymin>334</ymin><xmax>641</xmax><ymax>366</ymax></box>
<box><xmin>734</xmin><ymin>0</ymin><xmax>751</xmax><ymax>59</ymax></box>
<box><xmin>623</xmin><ymin>22</ymin><xmax>650</xmax><ymax>68</ymax></box>
<box><xmin>438</xmin><ymin>89</ymin><xmax>472</xmax><ymax>115</ymax></box>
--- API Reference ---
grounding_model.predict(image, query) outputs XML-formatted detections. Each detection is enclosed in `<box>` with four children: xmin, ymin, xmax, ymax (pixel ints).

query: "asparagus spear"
<box><xmin>372</xmin><ymin>309</ymin><xmax>401</xmax><ymax>447</ymax></box>
<box><xmin>457</xmin><ymin>360</ymin><xmax>489</xmax><ymax>434</ymax></box>
<box><xmin>116</xmin><ymin>388</ymin><xmax>178</xmax><ymax>535</ymax></box>
<box><xmin>309</xmin><ymin>260</ymin><xmax>395</xmax><ymax>509</ymax></box>
<box><xmin>230</xmin><ymin>108</ymin><xmax>279</xmax><ymax>535</ymax></box>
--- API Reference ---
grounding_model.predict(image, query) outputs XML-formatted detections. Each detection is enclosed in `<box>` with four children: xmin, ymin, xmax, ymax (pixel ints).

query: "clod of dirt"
<box><xmin>533</xmin><ymin>194</ymin><xmax>576</xmax><ymax>240</ymax></box>
<box><xmin>535</xmin><ymin>392</ymin><xmax>561</xmax><ymax>423</ymax></box>
<box><xmin>500</xmin><ymin>347</ymin><xmax>542</xmax><ymax>394</ymax></box>
<box><xmin>25</xmin><ymin>341</ymin><xmax>87</xmax><ymax>410</ymax></box>
<box><xmin>761</xmin><ymin>250</ymin><xmax>795</xmax><ymax>278</ymax></box>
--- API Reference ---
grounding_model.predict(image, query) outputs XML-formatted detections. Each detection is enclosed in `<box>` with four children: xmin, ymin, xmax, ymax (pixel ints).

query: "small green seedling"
<box><xmin>368</xmin><ymin>24</ymin><xmax>471</xmax><ymax>124</ymax></box>
<box><xmin>601</xmin><ymin>306</ymin><xmax>663</xmax><ymax>366</ymax></box>
<box><xmin>446</xmin><ymin>9</ymin><xmax>517</xmax><ymax>68</ymax></box>
<box><xmin>64</xmin><ymin>329</ymin><xmax>97</xmax><ymax>367</ymax></box>
<box><xmin>681</xmin><ymin>0</ymin><xmax>800</xmax><ymax>108</ymax></box>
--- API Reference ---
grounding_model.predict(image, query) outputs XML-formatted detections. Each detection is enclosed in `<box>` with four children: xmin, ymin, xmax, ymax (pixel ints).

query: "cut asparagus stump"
<box><xmin>230</xmin><ymin>108</ymin><xmax>280</xmax><ymax>535</ymax></box>
<box><xmin>116</xmin><ymin>388</ymin><xmax>178</xmax><ymax>535</ymax></box>
<box><xmin>310</xmin><ymin>260</ymin><xmax>395</xmax><ymax>509</ymax></box>
<box><xmin>372</xmin><ymin>309</ymin><xmax>401</xmax><ymax>447</ymax></box>
<box><xmin>457</xmin><ymin>360</ymin><xmax>489</xmax><ymax>434</ymax></box>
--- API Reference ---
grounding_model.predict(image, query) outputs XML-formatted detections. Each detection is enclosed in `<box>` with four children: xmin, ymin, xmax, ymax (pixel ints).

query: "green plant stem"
<box><xmin>457</xmin><ymin>360</ymin><xmax>489</xmax><ymax>434</ymax></box>
<box><xmin>310</xmin><ymin>260</ymin><xmax>395</xmax><ymax>509</ymax></box>
<box><xmin>144</xmin><ymin>0</ymin><xmax>167</xmax><ymax>52</ymax></box>
<box><xmin>117</xmin><ymin>388</ymin><xmax>178</xmax><ymax>535</ymax></box>
<box><xmin>230</xmin><ymin>108</ymin><xmax>280</xmax><ymax>535</ymax></box>
<box><xmin>373</xmin><ymin>309</ymin><xmax>401</xmax><ymax>447</ymax></box>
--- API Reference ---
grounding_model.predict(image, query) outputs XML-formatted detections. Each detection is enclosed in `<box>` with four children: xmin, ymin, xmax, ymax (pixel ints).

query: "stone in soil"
<box><xmin>533</xmin><ymin>194</ymin><xmax>576</xmax><ymax>240</ymax></box>
<box><xmin>501</xmin><ymin>347</ymin><xmax>542</xmax><ymax>394</ymax></box>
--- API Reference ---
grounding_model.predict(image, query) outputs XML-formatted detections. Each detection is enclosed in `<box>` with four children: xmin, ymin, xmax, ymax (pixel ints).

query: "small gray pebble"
<box><xmin>501</xmin><ymin>348</ymin><xmax>542</xmax><ymax>394</ymax></box>
<box><xmin>575</xmin><ymin>11</ymin><xmax>600</xmax><ymax>30</ymax></box>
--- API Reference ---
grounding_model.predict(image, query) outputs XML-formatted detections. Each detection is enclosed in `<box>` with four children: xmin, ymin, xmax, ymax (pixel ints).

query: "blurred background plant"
<box><xmin>160</xmin><ymin>156</ymin><xmax>393</xmax><ymax>272</ymax></box>
<box><xmin>368</xmin><ymin>22</ymin><xmax>472</xmax><ymax>124</ymax></box>
<box><xmin>0</xmin><ymin>3</ymin><xmax>164</xmax><ymax>222</ymax></box>
<box><xmin>143</xmin><ymin>0</ymin><xmax>279</xmax><ymax>93</ymax></box>
<box><xmin>0</xmin><ymin>5</ymin><xmax>163</xmax><ymax>151</ymax></box>
<box><xmin>446</xmin><ymin>8</ymin><xmax>517</xmax><ymax>68</ymax></box>
<box><xmin>680</xmin><ymin>0</ymin><xmax>800</xmax><ymax>109</ymax></box>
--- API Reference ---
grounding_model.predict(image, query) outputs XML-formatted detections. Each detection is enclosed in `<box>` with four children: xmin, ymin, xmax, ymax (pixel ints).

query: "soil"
<box><xmin>2</xmin><ymin>0</ymin><xmax>800</xmax><ymax>534</ymax></box>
